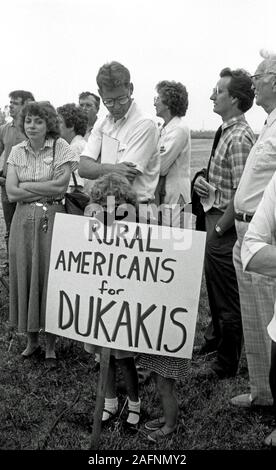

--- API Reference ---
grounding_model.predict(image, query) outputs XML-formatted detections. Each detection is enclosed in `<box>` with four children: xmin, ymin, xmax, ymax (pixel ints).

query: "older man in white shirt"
<box><xmin>241</xmin><ymin>171</ymin><xmax>276</xmax><ymax>446</ymax></box>
<box><xmin>232</xmin><ymin>50</ymin><xmax>276</xmax><ymax>408</ymax></box>
<box><xmin>79</xmin><ymin>61</ymin><xmax>159</xmax><ymax>211</ymax></box>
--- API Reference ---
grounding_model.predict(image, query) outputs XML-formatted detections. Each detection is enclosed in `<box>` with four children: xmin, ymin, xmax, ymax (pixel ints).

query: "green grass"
<box><xmin>190</xmin><ymin>138</ymin><xmax>212</xmax><ymax>180</ymax></box>
<box><xmin>0</xmin><ymin>139</ymin><xmax>275</xmax><ymax>451</ymax></box>
<box><xmin>0</xmin><ymin>278</ymin><xmax>274</xmax><ymax>451</ymax></box>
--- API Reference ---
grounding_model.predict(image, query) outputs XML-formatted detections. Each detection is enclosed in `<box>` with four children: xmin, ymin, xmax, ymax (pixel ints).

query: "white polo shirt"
<box><xmin>81</xmin><ymin>101</ymin><xmax>160</xmax><ymax>202</ymax></box>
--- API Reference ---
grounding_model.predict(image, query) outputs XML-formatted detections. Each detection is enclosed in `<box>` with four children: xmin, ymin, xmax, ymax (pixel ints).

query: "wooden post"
<box><xmin>89</xmin><ymin>347</ymin><xmax>111</xmax><ymax>450</ymax></box>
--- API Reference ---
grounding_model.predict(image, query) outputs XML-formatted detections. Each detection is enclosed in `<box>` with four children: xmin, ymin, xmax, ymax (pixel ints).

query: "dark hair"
<box><xmin>220</xmin><ymin>68</ymin><xmax>254</xmax><ymax>113</ymax></box>
<box><xmin>57</xmin><ymin>103</ymin><xmax>88</xmax><ymax>137</ymax></box>
<box><xmin>19</xmin><ymin>101</ymin><xmax>60</xmax><ymax>139</ymax></box>
<box><xmin>9</xmin><ymin>90</ymin><xmax>35</xmax><ymax>105</ymax></box>
<box><xmin>90</xmin><ymin>173</ymin><xmax>137</xmax><ymax>207</ymax></box>
<box><xmin>96</xmin><ymin>61</ymin><xmax>131</xmax><ymax>91</ymax></box>
<box><xmin>156</xmin><ymin>81</ymin><xmax>188</xmax><ymax>117</ymax></box>
<box><xmin>78</xmin><ymin>92</ymin><xmax>100</xmax><ymax>111</ymax></box>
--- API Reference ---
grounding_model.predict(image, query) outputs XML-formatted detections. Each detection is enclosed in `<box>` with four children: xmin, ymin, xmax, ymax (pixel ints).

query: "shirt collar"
<box><xmin>161</xmin><ymin>116</ymin><xmax>181</xmax><ymax>133</ymax></box>
<box><xmin>23</xmin><ymin>137</ymin><xmax>54</xmax><ymax>151</ymax></box>
<box><xmin>71</xmin><ymin>134</ymin><xmax>84</xmax><ymax>144</ymax></box>
<box><xmin>221</xmin><ymin>114</ymin><xmax>246</xmax><ymax>131</ymax></box>
<box><xmin>266</xmin><ymin>107</ymin><xmax>276</xmax><ymax>127</ymax></box>
<box><xmin>107</xmin><ymin>100</ymin><xmax>136</xmax><ymax>125</ymax></box>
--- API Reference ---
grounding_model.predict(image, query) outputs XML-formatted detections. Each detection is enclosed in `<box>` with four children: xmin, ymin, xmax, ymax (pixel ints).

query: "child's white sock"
<box><xmin>127</xmin><ymin>398</ymin><xmax>141</xmax><ymax>425</ymax></box>
<box><xmin>102</xmin><ymin>397</ymin><xmax>118</xmax><ymax>422</ymax></box>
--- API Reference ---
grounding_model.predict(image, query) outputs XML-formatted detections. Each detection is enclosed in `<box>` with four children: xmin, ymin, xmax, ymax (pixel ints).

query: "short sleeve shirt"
<box><xmin>208</xmin><ymin>115</ymin><xmax>255</xmax><ymax>211</ymax></box>
<box><xmin>81</xmin><ymin>101</ymin><xmax>160</xmax><ymax>202</ymax></box>
<box><xmin>8</xmin><ymin>137</ymin><xmax>78</xmax><ymax>197</ymax></box>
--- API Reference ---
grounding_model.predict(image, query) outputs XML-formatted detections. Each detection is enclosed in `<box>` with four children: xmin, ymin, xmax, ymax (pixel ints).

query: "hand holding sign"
<box><xmin>46</xmin><ymin>213</ymin><xmax>206</xmax><ymax>359</ymax></box>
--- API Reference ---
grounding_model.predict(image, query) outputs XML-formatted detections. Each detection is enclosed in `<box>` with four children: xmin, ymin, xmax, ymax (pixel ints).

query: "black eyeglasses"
<box><xmin>250</xmin><ymin>72</ymin><xmax>276</xmax><ymax>80</ymax></box>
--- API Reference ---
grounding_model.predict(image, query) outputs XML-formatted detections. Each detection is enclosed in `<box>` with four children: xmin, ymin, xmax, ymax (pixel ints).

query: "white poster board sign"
<box><xmin>45</xmin><ymin>213</ymin><xmax>206</xmax><ymax>358</ymax></box>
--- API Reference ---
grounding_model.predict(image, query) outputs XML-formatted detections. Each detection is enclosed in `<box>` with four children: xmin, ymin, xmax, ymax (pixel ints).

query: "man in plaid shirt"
<box><xmin>194</xmin><ymin>68</ymin><xmax>255</xmax><ymax>378</ymax></box>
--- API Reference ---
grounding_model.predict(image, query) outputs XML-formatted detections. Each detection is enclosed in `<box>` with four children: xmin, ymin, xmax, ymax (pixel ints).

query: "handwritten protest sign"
<box><xmin>45</xmin><ymin>213</ymin><xmax>206</xmax><ymax>358</ymax></box>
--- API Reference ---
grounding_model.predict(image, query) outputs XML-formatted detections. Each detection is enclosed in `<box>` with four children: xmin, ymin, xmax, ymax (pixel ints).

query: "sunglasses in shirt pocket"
<box><xmin>252</xmin><ymin>140</ymin><xmax>275</xmax><ymax>172</ymax></box>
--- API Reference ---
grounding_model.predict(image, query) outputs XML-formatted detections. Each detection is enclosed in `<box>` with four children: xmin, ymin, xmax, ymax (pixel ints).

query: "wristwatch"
<box><xmin>215</xmin><ymin>224</ymin><xmax>224</xmax><ymax>236</ymax></box>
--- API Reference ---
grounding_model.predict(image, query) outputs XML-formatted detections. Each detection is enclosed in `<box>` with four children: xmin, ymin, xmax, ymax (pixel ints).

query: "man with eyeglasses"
<box><xmin>231</xmin><ymin>50</ymin><xmax>276</xmax><ymax>410</ymax></box>
<box><xmin>0</xmin><ymin>90</ymin><xmax>35</xmax><ymax>273</ymax></box>
<box><xmin>79</xmin><ymin>61</ymin><xmax>159</xmax><ymax>209</ymax></box>
<box><xmin>193</xmin><ymin>68</ymin><xmax>255</xmax><ymax>379</ymax></box>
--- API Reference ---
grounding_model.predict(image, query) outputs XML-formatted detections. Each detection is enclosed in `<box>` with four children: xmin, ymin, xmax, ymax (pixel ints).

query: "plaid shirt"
<box><xmin>208</xmin><ymin>115</ymin><xmax>255</xmax><ymax>211</ymax></box>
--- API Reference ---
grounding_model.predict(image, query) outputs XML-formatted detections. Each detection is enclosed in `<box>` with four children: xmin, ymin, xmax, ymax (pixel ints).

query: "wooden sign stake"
<box><xmin>89</xmin><ymin>347</ymin><xmax>111</xmax><ymax>450</ymax></box>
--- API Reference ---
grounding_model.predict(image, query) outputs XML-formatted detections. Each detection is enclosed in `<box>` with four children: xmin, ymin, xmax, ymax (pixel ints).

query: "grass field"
<box><xmin>190</xmin><ymin>138</ymin><xmax>212</xmax><ymax>179</ymax></box>
<box><xmin>0</xmin><ymin>139</ymin><xmax>275</xmax><ymax>453</ymax></box>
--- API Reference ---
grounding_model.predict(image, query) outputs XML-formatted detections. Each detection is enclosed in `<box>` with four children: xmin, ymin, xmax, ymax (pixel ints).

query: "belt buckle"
<box><xmin>243</xmin><ymin>213</ymin><xmax>247</xmax><ymax>222</ymax></box>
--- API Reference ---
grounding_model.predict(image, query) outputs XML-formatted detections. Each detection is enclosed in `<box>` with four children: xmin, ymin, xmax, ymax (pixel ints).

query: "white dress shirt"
<box><xmin>235</xmin><ymin>107</ymin><xmax>276</xmax><ymax>214</ymax></box>
<box><xmin>241</xmin><ymin>173</ymin><xmax>276</xmax><ymax>340</ymax></box>
<box><xmin>81</xmin><ymin>101</ymin><xmax>160</xmax><ymax>202</ymax></box>
<box><xmin>69</xmin><ymin>134</ymin><xmax>86</xmax><ymax>188</ymax></box>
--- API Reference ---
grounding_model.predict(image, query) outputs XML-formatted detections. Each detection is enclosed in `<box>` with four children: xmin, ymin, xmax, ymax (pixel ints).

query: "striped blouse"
<box><xmin>7</xmin><ymin>137</ymin><xmax>78</xmax><ymax>184</ymax></box>
<box><xmin>7</xmin><ymin>138</ymin><xmax>79</xmax><ymax>198</ymax></box>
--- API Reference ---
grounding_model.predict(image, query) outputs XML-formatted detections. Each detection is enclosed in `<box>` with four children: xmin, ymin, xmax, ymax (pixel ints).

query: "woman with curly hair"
<box><xmin>6</xmin><ymin>101</ymin><xmax>78</xmax><ymax>366</ymax></box>
<box><xmin>154</xmin><ymin>80</ymin><xmax>191</xmax><ymax>228</ymax></box>
<box><xmin>57</xmin><ymin>103</ymin><xmax>88</xmax><ymax>191</ymax></box>
<box><xmin>137</xmin><ymin>81</ymin><xmax>191</xmax><ymax>442</ymax></box>
<box><xmin>84</xmin><ymin>173</ymin><xmax>141</xmax><ymax>431</ymax></box>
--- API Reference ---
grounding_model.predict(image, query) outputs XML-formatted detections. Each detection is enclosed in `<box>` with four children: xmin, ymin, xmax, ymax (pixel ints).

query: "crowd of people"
<box><xmin>0</xmin><ymin>52</ymin><xmax>276</xmax><ymax>446</ymax></box>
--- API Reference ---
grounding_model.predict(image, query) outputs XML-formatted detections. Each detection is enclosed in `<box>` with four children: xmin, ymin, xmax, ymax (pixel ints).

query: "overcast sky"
<box><xmin>2</xmin><ymin>0</ymin><xmax>275</xmax><ymax>131</ymax></box>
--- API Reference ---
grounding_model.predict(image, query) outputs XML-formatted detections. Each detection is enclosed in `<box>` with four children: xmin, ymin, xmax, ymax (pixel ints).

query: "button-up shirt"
<box><xmin>0</xmin><ymin>121</ymin><xmax>26</xmax><ymax>175</ymax></box>
<box><xmin>208</xmin><ymin>115</ymin><xmax>255</xmax><ymax>211</ymax></box>
<box><xmin>241</xmin><ymin>173</ymin><xmax>276</xmax><ymax>341</ymax></box>
<box><xmin>235</xmin><ymin>107</ymin><xmax>276</xmax><ymax>214</ymax></box>
<box><xmin>159</xmin><ymin>116</ymin><xmax>191</xmax><ymax>205</ymax></box>
<box><xmin>7</xmin><ymin>137</ymin><xmax>78</xmax><ymax>197</ymax></box>
<box><xmin>81</xmin><ymin>101</ymin><xmax>160</xmax><ymax>202</ymax></box>
<box><xmin>69</xmin><ymin>134</ymin><xmax>86</xmax><ymax>187</ymax></box>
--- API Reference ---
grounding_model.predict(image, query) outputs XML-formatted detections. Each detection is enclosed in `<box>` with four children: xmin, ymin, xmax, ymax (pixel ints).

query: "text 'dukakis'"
<box><xmin>45</xmin><ymin>213</ymin><xmax>206</xmax><ymax>358</ymax></box>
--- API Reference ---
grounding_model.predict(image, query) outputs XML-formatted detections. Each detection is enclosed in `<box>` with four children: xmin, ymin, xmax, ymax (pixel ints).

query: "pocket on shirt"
<box><xmin>118</xmin><ymin>144</ymin><xmax>127</xmax><ymax>154</ymax></box>
<box><xmin>252</xmin><ymin>141</ymin><xmax>274</xmax><ymax>172</ymax></box>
